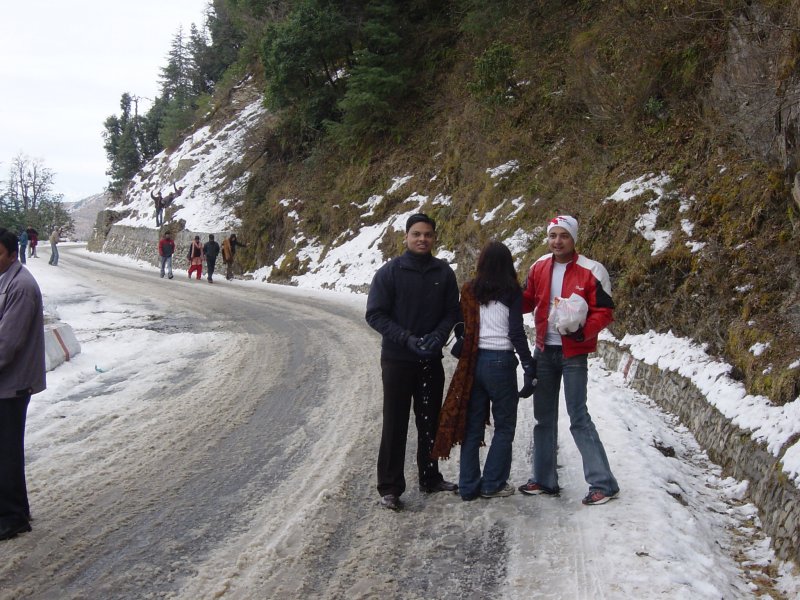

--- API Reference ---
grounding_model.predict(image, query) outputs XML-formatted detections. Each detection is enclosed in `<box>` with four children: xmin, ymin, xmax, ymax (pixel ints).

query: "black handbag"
<box><xmin>448</xmin><ymin>321</ymin><xmax>465</xmax><ymax>358</ymax></box>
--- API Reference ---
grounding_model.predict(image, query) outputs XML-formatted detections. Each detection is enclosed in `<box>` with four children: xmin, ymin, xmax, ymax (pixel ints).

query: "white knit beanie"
<box><xmin>547</xmin><ymin>215</ymin><xmax>578</xmax><ymax>244</ymax></box>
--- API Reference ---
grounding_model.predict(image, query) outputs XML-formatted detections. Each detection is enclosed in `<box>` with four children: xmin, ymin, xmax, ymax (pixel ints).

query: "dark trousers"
<box><xmin>377</xmin><ymin>358</ymin><xmax>445</xmax><ymax>497</ymax></box>
<box><xmin>207</xmin><ymin>258</ymin><xmax>217</xmax><ymax>280</ymax></box>
<box><xmin>0</xmin><ymin>395</ymin><xmax>30</xmax><ymax>524</ymax></box>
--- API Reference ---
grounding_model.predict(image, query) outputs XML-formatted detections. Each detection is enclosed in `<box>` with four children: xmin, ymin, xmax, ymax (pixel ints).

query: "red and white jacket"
<box><xmin>522</xmin><ymin>252</ymin><xmax>614</xmax><ymax>357</ymax></box>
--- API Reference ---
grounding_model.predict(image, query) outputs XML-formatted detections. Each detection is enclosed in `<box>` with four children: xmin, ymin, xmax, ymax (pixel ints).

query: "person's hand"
<box><xmin>565</xmin><ymin>326</ymin><xmax>585</xmax><ymax>342</ymax></box>
<box><xmin>406</xmin><ymin>335</ymin><xmax>421</xmax><ymax>353</ymax></box>
<box><xmin>417</xmin><ymin>332</ymin><xmax>444</xmax><ymax>353</ymax></box>
<box><xmin>558</xmin><ymin>325</ymin><xmax>585</xmax><ymax>342</ymax></box>
<box><xmin>518</xmin><ymin>373</ymin><xmax>536</xmax><ymax>398</ymax></box>
<box><xmin>406</xmin><ymin>334</ymin><xmax>439</xmax><ymax>358</ymax></box>
<box><xmin>521</xmin><ymin>359</ymin><xmax>536</xmax><ymax>379</ymax></box>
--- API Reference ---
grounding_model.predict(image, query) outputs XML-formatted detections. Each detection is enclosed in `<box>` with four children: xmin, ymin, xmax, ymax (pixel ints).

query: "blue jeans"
<box><xmin>49</xmin><ymin>243</ymin><xmax>59</xmax><ymax>265</ymax></box>
<box><xmin>460</xmin><ymin>350</ymin><xmax>519</xmax><ymax>499</ymax></box>
<box><xmin>160</xmin><ymin>256</ymin><xmax>173</xmax><ymax>278</ymax></box>
<box><xmin>529</xmin><ymin>345</ymin><xmax>618</xmax><ymax>495</ymax></box>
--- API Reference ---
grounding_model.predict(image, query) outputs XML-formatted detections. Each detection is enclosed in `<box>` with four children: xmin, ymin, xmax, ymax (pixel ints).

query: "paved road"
<box><xmin>0</xmin><ymin>248</ymin><xmax>778</xmax><ymax>599</ymax></box>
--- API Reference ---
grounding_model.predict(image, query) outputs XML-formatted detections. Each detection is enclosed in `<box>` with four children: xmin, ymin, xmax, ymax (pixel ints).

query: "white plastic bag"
<box><xmin>548</xmin><ymin>293</ymin><xmax>588</xmax><ymax>335</ymax></box>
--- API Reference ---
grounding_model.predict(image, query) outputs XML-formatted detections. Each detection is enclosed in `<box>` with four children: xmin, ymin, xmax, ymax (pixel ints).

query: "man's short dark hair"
<box><xmin>0</xmin><ymin>228</ymin><xmax>19</xmax><ymax>256</ymax></box>
<box><xmin>209</xmin><ymin>234</ymin><xmax>214</xmax><ymax>241</ymax></box>
<box><xmin>405</xmin><ymin>213</ymin><xmax>436</xmax><ymax>233</ymax></box>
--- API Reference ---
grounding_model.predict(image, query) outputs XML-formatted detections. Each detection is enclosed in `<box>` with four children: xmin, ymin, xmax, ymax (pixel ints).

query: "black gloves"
<box><xmin>417</xmin><ymin>332</ymin><xmax>444</xmax><ymax>353</ymax></box>
<box><xmin>406</xmin><ymin>332</ymin><xmax>443</xmax><ymax>359</ymax></box>
<box><xmin>521</xmin><ymin>359</ymin><xmax>537</xmax><ymax>379</ymax></box>
<box><xmin>519</xmin><ymin>359</ymin><xmax>537</xmax><ymax>398</ymax></box>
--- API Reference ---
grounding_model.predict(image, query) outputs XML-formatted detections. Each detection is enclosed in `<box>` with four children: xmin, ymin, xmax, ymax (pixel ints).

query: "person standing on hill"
<box><xmin>0</xmin><ymin>228</ymin><xmax>46</xmax><ymax>541</ymax></box>
<box><xmin>150</xmin><ymin>190</ymin><xmax>164</xmax><ymax>227</ymax></box>
<box><xmin>221</xmin><ymin>233</ymin><xmax>247</xmax><ymax>281</ymax></box>
<box><xmin>203</xmin><ymin>234</ymin><xmax>220</xmax><ymax>284</ymax></box>
<box><xmin>187</xmin><ymin>236</ymin><xmax>204</xmax><ymax>280</ymax></box>
<box><xmin>158</xmin><ymin>231</ymin><xmax>176</xmax><ymax>279</ymax></box>
<box><xmin>519</xmin><ymin>215</ymin><xmax>619</xmax><ymax>506</ymax></box>
<box><xmin>365</xmin><ymin>213</ymin><xmax>460</xmax><ymax>511</ymax></box>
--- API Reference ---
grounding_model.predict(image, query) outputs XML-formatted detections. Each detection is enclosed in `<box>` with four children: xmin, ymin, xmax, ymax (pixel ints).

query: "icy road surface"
<box><xmin>0</xmin><ymin>246</ymin><xmax>794</xmax><ymax>599</ymax></box>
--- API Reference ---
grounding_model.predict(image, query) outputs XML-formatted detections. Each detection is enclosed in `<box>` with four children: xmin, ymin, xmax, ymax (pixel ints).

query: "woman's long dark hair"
<box><xmin>472</xmin><ymin>240</ymin><xmax>521</xmax><ymax>305</ymax></box>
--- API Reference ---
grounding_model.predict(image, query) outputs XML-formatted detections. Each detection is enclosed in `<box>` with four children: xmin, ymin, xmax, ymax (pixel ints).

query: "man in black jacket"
<box><xmin>203</xmin><ymin>234</ymin><xmax>220</xmax><ymax>283</ymax></box>
<box><xmin>365</xmin><ymin>213</ymin><xmax>460</xmax><ymax>511</ymax></box>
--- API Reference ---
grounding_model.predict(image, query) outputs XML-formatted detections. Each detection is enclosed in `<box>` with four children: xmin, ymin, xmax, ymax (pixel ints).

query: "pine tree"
<box><xmin>328</xmin><ymin>0</ymin><xmax>411</xmax><ymax>145</ymax></box>
<box><xmin>261</xmin><ymin>0</ymin><xmax>355</xmax><ymax>130</ymax></box>
<box><xmin>103</xmin><ymin>93</ymin><xmax>144</xmax><ymax>193</ymax></box>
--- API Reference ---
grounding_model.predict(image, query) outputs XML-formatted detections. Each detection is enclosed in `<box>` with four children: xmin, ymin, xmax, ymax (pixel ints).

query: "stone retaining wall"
<box><xmin>597</xmin><ymin>340</ymin><xmax>800</xmax><ymax>566</ymax></box>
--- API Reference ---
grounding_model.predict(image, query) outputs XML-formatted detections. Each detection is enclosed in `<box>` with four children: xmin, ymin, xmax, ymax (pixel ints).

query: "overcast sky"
<box><xmin>0</xmin><ymin>0</ymin><xmax>210</xmax><ymax>203</ymax></box>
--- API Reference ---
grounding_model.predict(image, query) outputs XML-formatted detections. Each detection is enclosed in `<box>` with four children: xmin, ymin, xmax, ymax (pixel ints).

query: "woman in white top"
<box><xmin>432</xmin><ymin>241</ymin><xmax>535</xmax><ymax>500</ymax></box>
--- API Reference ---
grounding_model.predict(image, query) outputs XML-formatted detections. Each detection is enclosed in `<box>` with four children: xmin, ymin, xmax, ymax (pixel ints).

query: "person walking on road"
<box><xmin>0</xmin><ymin>228</ymin><xmax>46</xmax><ymax>541</ymax></box>
<box><xmin>158</xmin><ymin>231</ymin><xmax>176</xmax><ymax>279</ymax></box>
<box><xmin>26</xmin><ymin>228</ymin><xmax>38</xmax><ymax>258</ymax></box>
<box><xmin>221</xmin><ymin>233</ymin><xmax>246</xmax><ymax>281</ymax></box>
<box><xmin>365</xmin><ymin>213</ymin><xmax>460</xmax><ymax>511</ymax></box>
<box><xmin>432</xmin><ymin>241</ymin><xmax>535</xmax><ymax>501</ymax></box>
<box><xmin>519</xmin><ymin>215</ymin><xmax>620</xmax><ymax>506</ymax></box>
<box><xmin>48</xmin><ymin>228</ymin><xmax>60</xmax><ymax>266</ymax></box>
<box><xmin>203</xmin><ymin>234</ymin><xmax>220</xmax><ymax>283</ymax></box>
<box><xmin>187</xmin><ymin>236</ymin><xmax>203</xmax><ymax>280</ymax></box>
<box><xmin>17</xmin><ymin>230</ymin><xmax>27</xmax><ymax>265</ymax></box>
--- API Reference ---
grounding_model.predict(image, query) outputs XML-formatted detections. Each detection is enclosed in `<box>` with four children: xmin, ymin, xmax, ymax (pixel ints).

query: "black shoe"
<box><xmin>380</xmin><ymin>494</ymin><xmax>403</xmax><ymax>511</ymax></box>
<box><xmin>419</xmin><ymin>480</ymin><xmax>458</xmax><ymax>493</ymax></box>
<box><xmin>0</xmin><ymin>518</ymin><xmax>31</xmax><ymax>541</ymax></box>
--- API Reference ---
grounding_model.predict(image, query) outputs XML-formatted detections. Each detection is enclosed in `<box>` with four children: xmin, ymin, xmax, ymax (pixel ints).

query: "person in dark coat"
<box><xmin>0</xmin><ymin>228</ymin><xmax>46</xmax><ymax>541</ymax></box>
<box><xmin>17</xmin><ymin>230</ymin><xmax>27</xmax><ymax>265</ymax></box>
<box><xmin>365</xmin><ymin>213</ymin><xmax>460</xmax><ymax>511</ymax></box>
<box><xmin>203</xmin><ymin>234</ymin><xmax>220</xmax><ymax>283</ymax></box>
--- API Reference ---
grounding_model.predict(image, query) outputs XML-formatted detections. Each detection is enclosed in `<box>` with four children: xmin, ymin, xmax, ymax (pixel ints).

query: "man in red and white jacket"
<box><xmin>518</xmin><ymin>215</ymin><xmax>620</xmax><ymax>506</ymax></box>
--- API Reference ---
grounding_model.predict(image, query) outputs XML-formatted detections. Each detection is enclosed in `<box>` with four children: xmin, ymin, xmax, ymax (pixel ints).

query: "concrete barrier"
<box><xmin>44</xmin><ymin>323</ymin><xmax>81</xmax><ymax>371</ymax></box>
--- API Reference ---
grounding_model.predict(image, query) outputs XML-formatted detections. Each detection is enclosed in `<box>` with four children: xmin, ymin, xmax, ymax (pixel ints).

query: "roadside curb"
<box><xmin>45</xmin><ymin>323</ymin><xmax>81</xmax><ymax>371</ymax></box>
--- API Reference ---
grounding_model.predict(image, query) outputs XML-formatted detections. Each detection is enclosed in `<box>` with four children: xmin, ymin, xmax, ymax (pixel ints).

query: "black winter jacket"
<box><xmin>365</xmin><ymin>250</ymin><xmax>460</xmax><ymax>362</ymax></box>
<box><xmin>203</xmin><ymin>241</ymin><xmax>220</xmax><ymax>260</ymax></box>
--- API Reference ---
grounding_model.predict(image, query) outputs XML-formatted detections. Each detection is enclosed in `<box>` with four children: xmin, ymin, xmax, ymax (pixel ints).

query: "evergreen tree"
<box><xmin>328</xmin><ymin>0</ymin><xmax>411</xmax><ymax>145</ymax></box>
<box><xmin>161</xmin><ymin>27</ymin><xmax>194</xmax><ymax>101</ymax></box>
<box><xmin>103</xmin><ymin>93</ymin><xmax>144</xmax><ymax>193</ymax></box>
<box><xmin>207</xmin><ymin>0</ymin><xmax>246</xmax><ymax>76</ymax></box>
<box><xmin>261</xmin><ymin>0</ymin><xmax>355</xmax><ymax>130</ymax></box>
<box><xmin>159</xmin><ymin>28</ymin><xmax>199</xmax><ymax>147</ymax></box>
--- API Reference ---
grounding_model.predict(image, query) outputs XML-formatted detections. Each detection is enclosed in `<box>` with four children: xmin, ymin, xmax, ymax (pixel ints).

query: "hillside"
<box><xmin>97</xmin><ymin>0</ymin><xmax>800</xmax><ymax>406</ymax></box>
